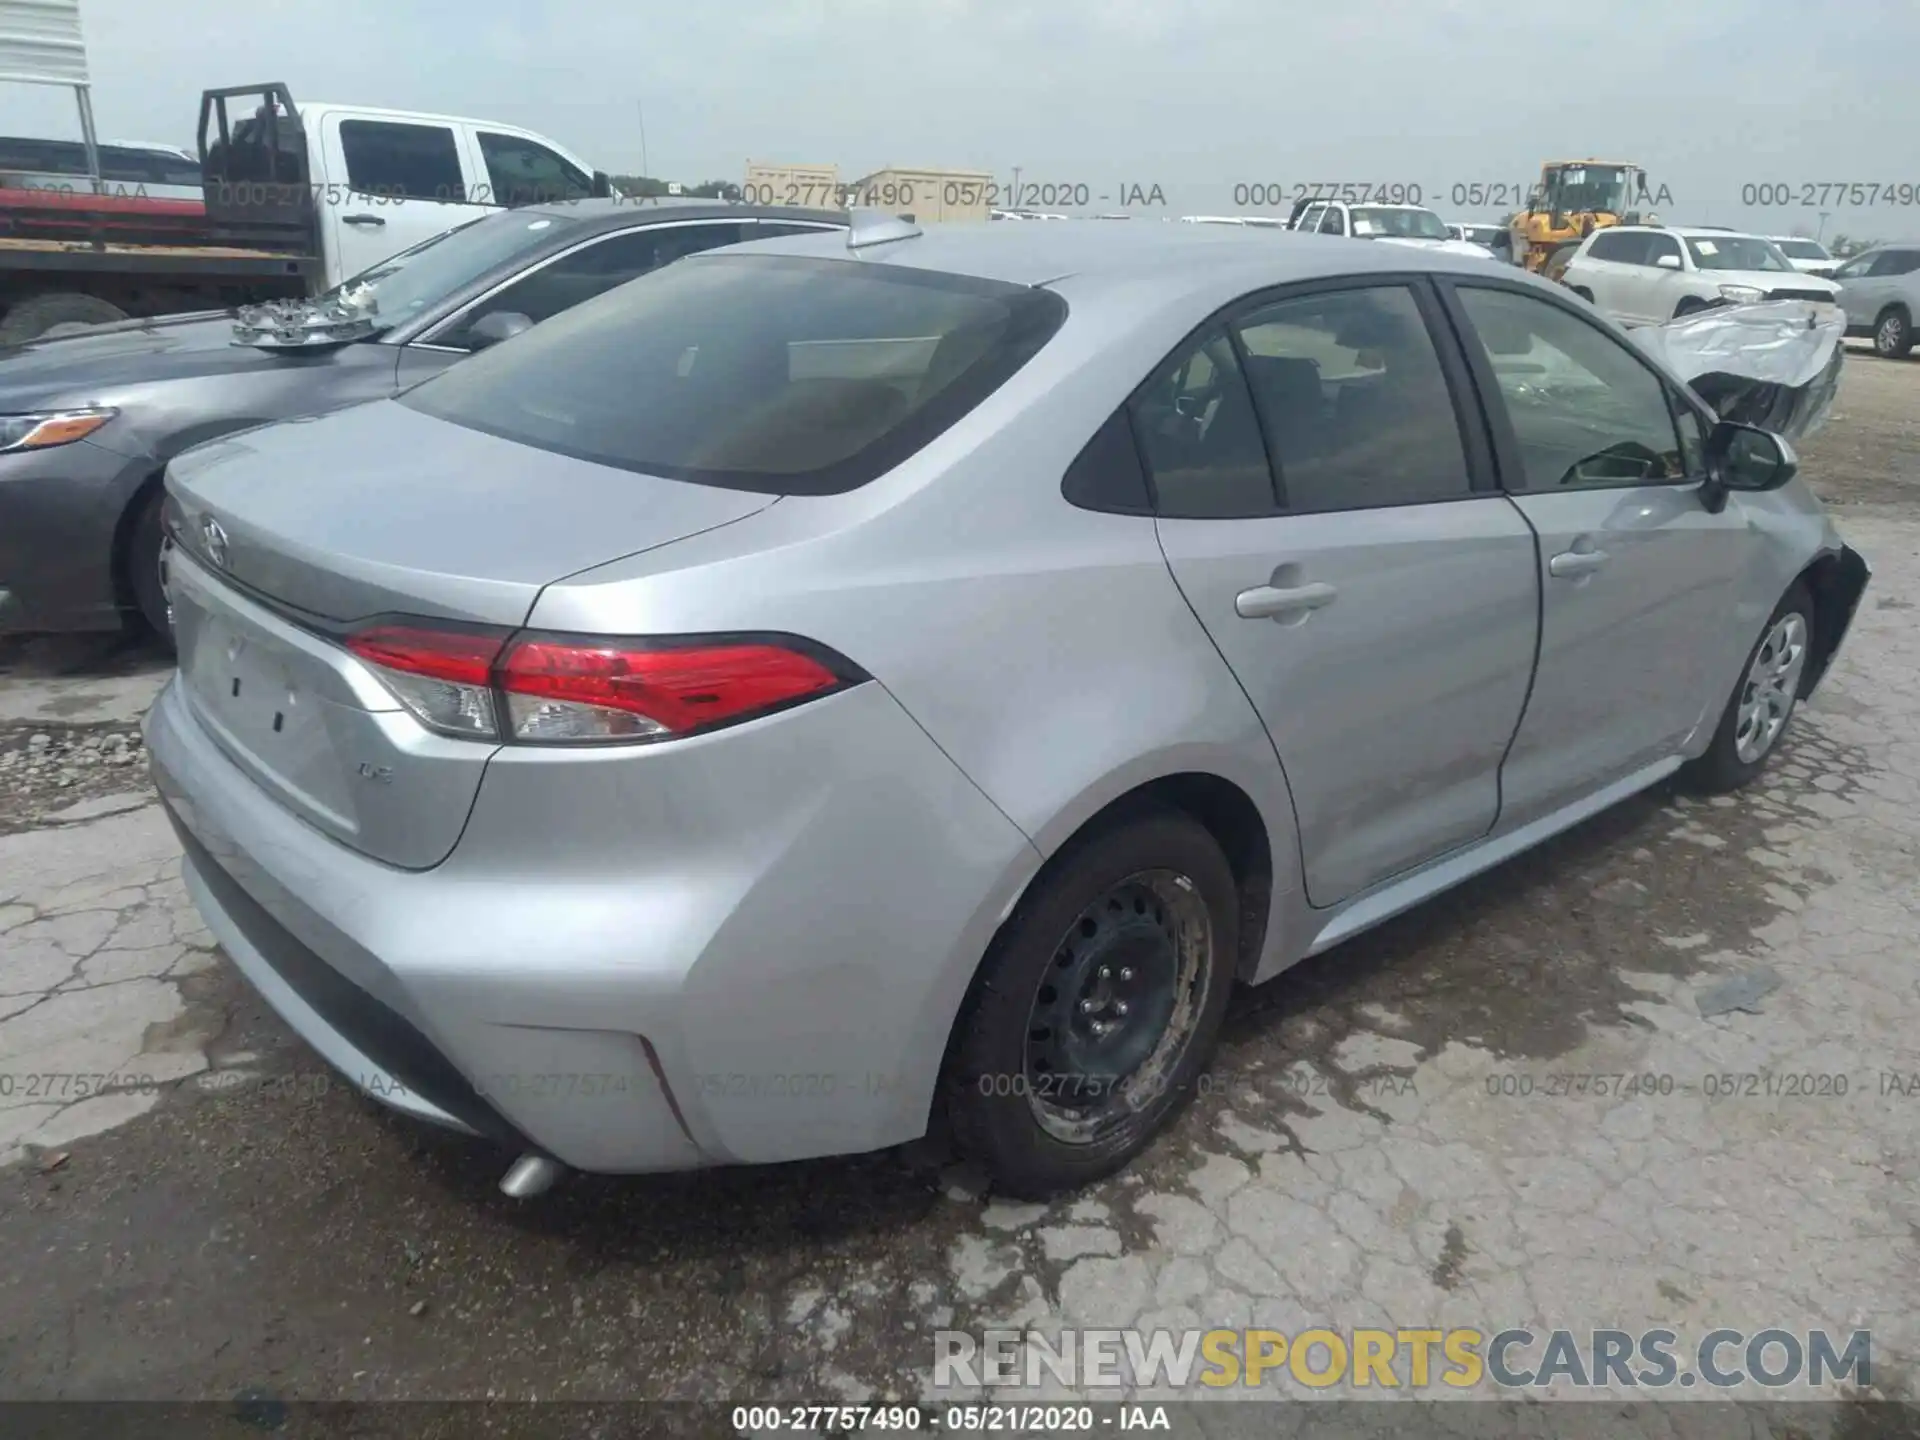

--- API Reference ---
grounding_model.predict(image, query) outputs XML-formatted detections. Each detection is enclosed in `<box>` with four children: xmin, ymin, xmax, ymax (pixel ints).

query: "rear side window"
<box><xmin>1233</xmin><ymin>286</ymin><xmax>1472</xmax><ymax>512</ymax></box>
<box><xmin>1588</xmin><ymin>231</ymin><xmax>1645</xmax><ymax>264</ymax></box>
<box><xmin>339</xmin><ymin>120</ymin><xmax>465</xmax><ymax>202</ymax></box>
<box><xmin>403</xmin><ymin>254</ymin><xmax>1067</xmax><ymax>494</ymax></box>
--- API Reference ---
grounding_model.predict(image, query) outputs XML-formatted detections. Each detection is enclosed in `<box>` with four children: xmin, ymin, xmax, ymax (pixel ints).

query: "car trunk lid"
<box><xmin>163</xmin><ymin>400</ymin><xmax>776</xmax><ymax>868</ymax></box>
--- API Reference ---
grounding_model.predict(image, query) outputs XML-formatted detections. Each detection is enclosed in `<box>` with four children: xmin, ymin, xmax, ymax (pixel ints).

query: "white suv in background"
<box><xmin>1287</xmin><ymin>199</ymin><xmax>1498</xmax><ymax>259</ymax></box>
<box><xmin>1560</xmin><ymin>226</ymin><xmax>1841</xmax><ymax>326</ymax></box>
<box><xmin>1770</xmin><ymin>236</ymin><xmax>1840</xmax><ymax>278</ymax></box>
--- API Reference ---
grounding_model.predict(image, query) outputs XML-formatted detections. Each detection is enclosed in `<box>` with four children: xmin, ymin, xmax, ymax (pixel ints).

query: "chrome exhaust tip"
<box><xmin>499</xmin><ymin>1153</ymin><xmax>566</xmax><ymax>1199</ymax></box>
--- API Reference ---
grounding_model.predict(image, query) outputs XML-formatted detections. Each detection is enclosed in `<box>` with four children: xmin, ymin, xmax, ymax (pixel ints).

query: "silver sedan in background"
<box><xmin>146</xmin><ymin>221</ymin><xmax>1866</xmax><ymax>1199</ymax></box>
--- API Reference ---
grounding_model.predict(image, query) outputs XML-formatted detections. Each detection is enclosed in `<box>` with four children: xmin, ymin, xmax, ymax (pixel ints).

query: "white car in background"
<box><xmin>1561</xmin><ymin>226</ymin><xmax>1841</xmax><ymax>326</ymax></box>
<box><xmin>1449</xmin><ymin>221</ymin><xmax>1505</xmax><ymax>249</ymax></box>
<box><xmin>1288</xmin><ymin>199</ymin><xmax>1498</xmax><ymax>259</ymax></box>
<box><xmin>1769</xmin><ymin>236</ymin><xmax>1840</xmax><ymax>278</ymax></box>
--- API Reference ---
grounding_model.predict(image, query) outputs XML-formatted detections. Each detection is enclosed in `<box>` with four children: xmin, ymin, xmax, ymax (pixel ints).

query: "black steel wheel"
<box><xmin>945</xmin><ymin>809</ymin><xmax>1238</xmax><ymax>1197</ymax></box>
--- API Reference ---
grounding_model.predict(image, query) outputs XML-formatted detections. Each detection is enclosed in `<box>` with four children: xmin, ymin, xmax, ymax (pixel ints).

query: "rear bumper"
<box><xmin>0</xmin><ymin>437</ymin><xmax>150</xmax><ymax>634</ymax></box>
<box><xmin>145</xmin><ymin>668</ymin><xmax>1039</xmax><ymax>1175</ymax></box>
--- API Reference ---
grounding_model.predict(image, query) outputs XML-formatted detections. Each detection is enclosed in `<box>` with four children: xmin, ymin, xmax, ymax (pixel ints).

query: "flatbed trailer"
<box><xmin>0</xmin><ymin>83</ymin><xmax>321</xmax><ymax>342</ymax></box>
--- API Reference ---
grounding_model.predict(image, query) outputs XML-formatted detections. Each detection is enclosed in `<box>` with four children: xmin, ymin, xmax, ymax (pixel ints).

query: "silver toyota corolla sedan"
<box><xmin>145</xmin><ymin>218</ymin><xmax>1869</xmax><ymax>1199</ymax></box>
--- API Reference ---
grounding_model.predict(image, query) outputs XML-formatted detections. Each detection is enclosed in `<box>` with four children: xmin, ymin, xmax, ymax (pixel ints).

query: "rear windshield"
<box><xmin>401</xmin><ymin>253</ymin><xmax>1068</xmax><ymax>494</ymax></box>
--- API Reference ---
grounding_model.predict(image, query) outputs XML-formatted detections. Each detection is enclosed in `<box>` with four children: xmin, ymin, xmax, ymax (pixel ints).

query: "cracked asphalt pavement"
<box><xmin>2</xmin><ymin>357</ymin><xmax>1918</xmax><ymax>1431</ymax></box>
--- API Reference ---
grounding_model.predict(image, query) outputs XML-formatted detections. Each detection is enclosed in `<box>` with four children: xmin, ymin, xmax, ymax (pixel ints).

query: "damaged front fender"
<box><xmin>1630</xmin><ymin>300</ymin><xmax>1846</xmax><ymax>441</ymax></box>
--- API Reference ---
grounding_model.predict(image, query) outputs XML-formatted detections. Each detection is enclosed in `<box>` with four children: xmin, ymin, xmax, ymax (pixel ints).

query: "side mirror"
<box><xmin>1655</xmin><ymin>253</ymin><xmax>1682</xmax><ymax>269</ymax></box>
<box><xmin>466</xmin><ymin>310</ymin><xmax>534</xmax><ymax>349</ymax></box>
<box><xmin>591</xmin><ymin>169</ymin><xmax>612</xmax><ymax>199</ymax></box>
<box><xmin>1704</xmin><ymin>421</ymin><xmax>1797</xmax><ymax>510</ymax></box>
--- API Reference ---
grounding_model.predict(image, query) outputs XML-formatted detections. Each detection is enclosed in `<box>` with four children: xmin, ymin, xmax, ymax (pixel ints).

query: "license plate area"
<box><xmin>185</xmin><ymin>608</ymin><xmax>356</xmax><ymax>830</ymax></box>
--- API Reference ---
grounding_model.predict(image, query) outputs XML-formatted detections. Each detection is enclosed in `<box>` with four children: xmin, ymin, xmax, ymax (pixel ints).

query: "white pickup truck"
<box><xmin>0</xmin><ymin>82</ymin><xmax>613</xmax><ymax>342</ymax></box>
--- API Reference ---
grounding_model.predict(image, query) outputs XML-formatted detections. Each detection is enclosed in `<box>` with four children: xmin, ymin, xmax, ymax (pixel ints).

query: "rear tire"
<box><xmin>944</xmin><ymin>810</ymin><xmax>1239</xmax><ymax>1198</ymax></box>
<box><xmin>1873</xmin><ymin>306</ymin><xmax>1913</xmax><ymax>359</ymax></box>
<box><xmin>127</xmin><ymin>488</ymin><xmax>173</xmax><ymax>647</ymax></box>
<box><xmin>0</xmin><ymin>292</ymin><xmax>128</xmax><ymax>345</ymax></box>
<box><xmin>1679</xmin><ymin>583</ymin><xmax>1813</xmax><ymax>794</ymax></box>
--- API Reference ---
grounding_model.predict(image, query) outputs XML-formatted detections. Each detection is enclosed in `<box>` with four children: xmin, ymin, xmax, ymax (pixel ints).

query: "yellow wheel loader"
<box><xmin>1508</xmin><ymin>161</ymin><xmax>1665</xmax><ymax>274</ymax></box>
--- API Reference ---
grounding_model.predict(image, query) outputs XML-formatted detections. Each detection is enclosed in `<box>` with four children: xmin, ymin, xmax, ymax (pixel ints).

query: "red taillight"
<box><xmin>503</xmin><ymin>637</ymin><xmax>840</xmax><ymax>737</ymax></box>
<box><xmin>343</xmin><ymin>620</ymin><xmax>860</xmax><ymax>746</ymax></box>
<box><xmin>345</xmin><ymin>624</ymin><xmax>504</xmax><ymax>686</ymax></box>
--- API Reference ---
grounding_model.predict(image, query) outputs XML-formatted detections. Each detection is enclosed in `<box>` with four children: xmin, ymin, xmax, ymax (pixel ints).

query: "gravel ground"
<box><xmin>2</xmin><ymin>355</ymin><xmax>1919</xmax><ymax>1437</ymax></box>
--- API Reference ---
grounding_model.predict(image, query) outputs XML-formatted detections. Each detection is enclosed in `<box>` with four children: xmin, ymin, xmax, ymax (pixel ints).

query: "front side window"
<box><xmin>339</xmin><ymin>120</ymin><xmax>465</xmax><ymax>202</ymax></box>
<box><xmin>1684</xmin><ymin>235</ymin><xmax>1790</xmax><ymax>272</ymax></box>
<box><xmin>1643</xmin><ymin>232</ymin><xmax>1682</xmax><ymax>267</ymax></box>
<box><xmin>1870</xmin><ymin>249</ymin><xmax>1920</xmax><ymax>277</ymax></box>
<box><xmin>477</xmin><ymin>131</ymin><xmax>592</xmax><ymax>206</ymax></box>
<box><xmin>403</xmin><ymin>254</ymin><xmax>1067</xmax><ymax>494</ymax></box>
<box><xmin>1233</xmin><ymin>286</ymin><xmax>1471</xmax><ymax>512</ymax></box>
<box><xmin>1129</xmin><ymin>330</ymin><xmax>1275</xmax><ymax>518</ymax></box>
<box><xmin>432</xmin><ymin>224</ymin><xmax>748</xmax><ymax>348</ymax></box>
<box><xmin>1319</xmin><ymin>207</ymin><xmax>1346</xmax><ymax>236</ymax></box>
<box><xmin>1454</xmin><ymin>286</ymin><xmax>1686</xmax><ymax>491</ymax></box>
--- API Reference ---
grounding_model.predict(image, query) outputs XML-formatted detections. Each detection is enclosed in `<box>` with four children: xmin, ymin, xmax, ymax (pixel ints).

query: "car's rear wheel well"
<box><xmin>1024</xmin><ymin>775</ymin><xmax>1273</xmax><ymax>983</ymax></box>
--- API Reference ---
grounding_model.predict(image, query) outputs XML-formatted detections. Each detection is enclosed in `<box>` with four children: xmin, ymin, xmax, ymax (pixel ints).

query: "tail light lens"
<box><xmin>345</xmin><ymin>624</ymin><xmax>505</xmax><ymax>738</ymax></box>
<box><xmin>345</xmin><ymin>621</ymin><xmax>864</xmax><ymax>746</ymax></box>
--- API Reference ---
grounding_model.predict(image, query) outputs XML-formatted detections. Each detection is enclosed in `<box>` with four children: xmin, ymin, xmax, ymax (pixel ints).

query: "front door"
<box><xmin>1444</xmin><ymin>281</ymin><xmax>1753</xmax><ymax>826</ymax></box>
<box><xmin>324</xmin><ymin>116</ymin><xmax>492</xmax><ymax>281</ymax></box>
<box><xmin>1149</xmin><ymin>281</ymin><xmax>1540</xmax><ymax>906</ymax></box>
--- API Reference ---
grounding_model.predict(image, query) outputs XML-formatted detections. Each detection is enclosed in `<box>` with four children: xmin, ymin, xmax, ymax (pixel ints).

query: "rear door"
<box><xmin>1832</xmin><ymin>251</ymin><xmax>1876</xmax><ymax>327</ymax></box>
<box><xmin>1576</xmin><ymin>230</ymin><xmax>1645</xmax><ymax>320</ymax></box>
<box><xmin>1442</xmin><ymin>280</ymin><xmax>1752</xmax><ymax>826</ymax></box>
<box><xmin>322</xmin><ymin>115</ymin><xmax>492</xmax><ymax>279</ymax></box>
<box><xmin>1151</xmin><ymin>278</ymin><xmax>1539</xmax><ymax>906</ymax></box>
<box><xmin>1635</xmin><ymin>231</ymin><xmax>1687</xmax><ymax>323</ymax></box>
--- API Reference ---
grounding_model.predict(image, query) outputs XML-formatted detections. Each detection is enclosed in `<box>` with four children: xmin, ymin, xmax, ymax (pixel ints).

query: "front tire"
<box><xmin>127</xmin><ymin>488</ymin><xmax>173</xmax><ymax>647</ymax></box>
<box><xmin>1680</xmin><ymin>583</ymin><xmax>1813</xmax><ymax>794</ymax></box>
<box><xmin>945</xmin><ymin>810</ymin><xmax>1239</xmax><ymax>1198</ymax></box>
<box><xmin>1873</xmin><ymin>307</ymin><xmax>1912</xmax><ymax>359</ymax></box>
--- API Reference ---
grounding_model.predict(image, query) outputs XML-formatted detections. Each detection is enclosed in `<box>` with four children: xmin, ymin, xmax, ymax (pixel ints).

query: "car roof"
<box><xmin>723</xmin><ymin>220</ymin><xmax>1537</xmax><ymax>309</ymax></box>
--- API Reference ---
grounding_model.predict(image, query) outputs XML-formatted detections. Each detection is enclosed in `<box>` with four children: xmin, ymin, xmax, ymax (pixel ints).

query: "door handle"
<box><xmin>1548</xmin><ymin>547</ymin><xmax>1610</xmax><ymax>578</ymax></box>
<box><xmin>1235</xmin><ymin>580</ymin><xmax>1339</xmax><ymax>620</ymax></box>
<box><xmin>343</xmin><ymin>213</ymin><xmax>387</xmax><ymax>227</ymax></box>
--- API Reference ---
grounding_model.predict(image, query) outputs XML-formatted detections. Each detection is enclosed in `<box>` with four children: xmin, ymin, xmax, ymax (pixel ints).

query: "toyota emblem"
<box><xmin>200</xmin><ymin>515</ymin><xmax>229</xmax><ymax>570</ymax></box>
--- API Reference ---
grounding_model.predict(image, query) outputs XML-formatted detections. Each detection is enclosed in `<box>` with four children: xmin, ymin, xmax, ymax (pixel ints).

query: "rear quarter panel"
<box><xmin>527</xmin><ymin>276</ymin><xmax>1309</xmax><ymax>977</ymax></box>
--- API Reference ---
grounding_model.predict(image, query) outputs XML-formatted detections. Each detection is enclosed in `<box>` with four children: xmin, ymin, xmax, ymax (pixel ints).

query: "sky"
<box><xmin>2</xmin><ymin>0</ymin><xmax>1916</xmax><ymax>240</ymax></box>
